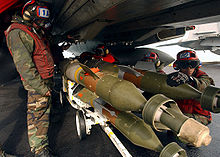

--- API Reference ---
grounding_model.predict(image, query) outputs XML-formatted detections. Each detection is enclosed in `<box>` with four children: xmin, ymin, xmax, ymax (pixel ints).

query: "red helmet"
<box><xmin>141</xmin><ymin>52</ymin><xmax>160</xmax><ymax>66</ymax></box>
<box><xmin>95</xmin><ymin>44</ymin><xmax>109</xmax><ymax>56</ymax></box>
<box><xmin>174</xmin><ymin>50</ymin><xmax>201</xmax><ymax>70</ymax></box>
<box><xmin>143</xmin><ymin>52</ymin><xmax>159</xmax><ymax>60</ymax></box>
<box><xmin>177</xmin><ymin>50</ymin><xmax>199</xmax><ymax>61</ymax></box>
<box><xmin>22</xmin><ymin>0</ymin><xmax>50</xmax><ymax>26</ymax></box>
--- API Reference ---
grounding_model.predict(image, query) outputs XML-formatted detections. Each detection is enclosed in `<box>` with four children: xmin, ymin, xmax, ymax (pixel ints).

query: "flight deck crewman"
<box><xmin>4</xmin><ymin>0</ymin><xmax>60</xmax><ymax>156</ymax></box>
<box><xmin>93</xmin><ymin>44</ymin><xmax>119</xmax><ymax>64</ymax></box>
<box><xmin>166</xmin><ymin>50</ymin><xmax>214</xmax><ymax>125</ymax></box>
<box><xmin>141</xmin><ymin>52</ymin><xmax>165</xmax><ymax>74</ymax></box>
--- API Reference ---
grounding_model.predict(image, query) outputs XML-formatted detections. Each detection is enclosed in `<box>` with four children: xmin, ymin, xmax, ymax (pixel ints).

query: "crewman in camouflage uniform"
<box><xmin>0</xmin><ymin>144</ymin><xmax>16</xmax><ymax>157</ymax></box>
<box><xmin>166</xmin><ymin>50</ymin><xmax>214</xmax><ymax>125</ymax></box>
<box><xmin>141</xmin><ymin>51</ymin><xmax>165</xmax><ymax>74</ymax></box>
<box><xmin>4</xmin><ymin>1</ymin><xmax>58</xmax><ymax>156</ymax></box>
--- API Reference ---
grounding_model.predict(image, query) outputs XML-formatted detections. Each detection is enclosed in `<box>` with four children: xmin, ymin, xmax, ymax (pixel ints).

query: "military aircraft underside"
<box><xmin>2</xmin><ymin>0</ymin><xmax>220</xmax><ymax>83</ymax></box>
<box><xmin>51</xmin><ymin>0</ymin><xmax>220</xmax><ymax>46</ymax></box>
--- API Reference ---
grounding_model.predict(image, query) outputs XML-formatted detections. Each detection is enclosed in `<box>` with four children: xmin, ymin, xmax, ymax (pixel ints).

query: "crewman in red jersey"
<box><xmin>93</xmin><ymin>44</ymin><xmax>119</xmax><ymax>64</ymax></box>
<box><xmin>166</xmin><ymin>50</ymin><xmax>214</xmax><ymax>125</ymax></box>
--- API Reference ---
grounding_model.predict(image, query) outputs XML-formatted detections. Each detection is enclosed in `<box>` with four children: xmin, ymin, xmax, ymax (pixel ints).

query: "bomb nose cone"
<box><xmin>202</xmin><ymin>134</ymin><xmax>212</xmax><ymax>146</ymax></box>
<box><xmin>178</xmin><ymin>118</ymin><xmax>212</xmax><ymax>147</ymax></box>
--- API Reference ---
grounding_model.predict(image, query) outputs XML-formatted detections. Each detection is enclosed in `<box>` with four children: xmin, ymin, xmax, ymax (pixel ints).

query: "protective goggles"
<box><xmin>178</xmin><ymin>60</ymin><xmax>199</xmax><ymax>69</ymax></box>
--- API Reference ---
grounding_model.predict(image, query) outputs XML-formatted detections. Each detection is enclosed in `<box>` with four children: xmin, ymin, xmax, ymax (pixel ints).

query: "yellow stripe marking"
<box><xmin>108</xmin><ymin>131</ymin><xmax>113</xmax><ymax>137</ymax></box>
<box><xmin>90</xmin><ymin>100</ymin><xmax>94</xmax><ymax>108</ymax></box>
<box><xmin>74</xmin><ymin>67</ymin><xmax>82</xmax><ymax>83</ymax></box>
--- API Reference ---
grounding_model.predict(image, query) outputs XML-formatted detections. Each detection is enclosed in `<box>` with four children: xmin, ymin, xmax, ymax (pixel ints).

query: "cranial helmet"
<box><xmin>22</xmin><ymin>0</ymin><xmax>50</xmax><ymax>27</ymax></box>
<box><xmin>142</xmin><ymin>52</ymin><xmax>161</xmax><ymax>67</ymax></box>
<box><xmin>95</xmin><ymin>44</ymin><xmax>109</xmax><ymax>56</ymax></box>
<box><xmin>173</xmin><ymin>50</ymin><xmax>201</xmax><ymax>70</ymax></box>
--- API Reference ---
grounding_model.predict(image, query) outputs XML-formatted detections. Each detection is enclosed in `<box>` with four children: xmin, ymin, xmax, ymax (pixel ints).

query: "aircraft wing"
<box><xmin>157</xmin><ymin>42</ymin><xmax>181</xmax><ymax>47</ymax></box>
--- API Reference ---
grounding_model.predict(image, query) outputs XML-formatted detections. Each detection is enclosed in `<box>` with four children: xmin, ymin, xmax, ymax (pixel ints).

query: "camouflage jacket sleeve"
<box><xmin>192</xmin><ymin>73</ymin><xmax>215</xmax><ymax>92</ymax></box>
<box><xmin>7</xmin><ymin>29</ymin><xmax>49</xmax><ymax>95</ymax></box>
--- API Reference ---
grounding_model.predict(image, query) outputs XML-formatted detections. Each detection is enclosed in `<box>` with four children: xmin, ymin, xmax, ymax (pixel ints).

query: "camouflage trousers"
<box><xmin>184</xmin><ymin>113</ymin><xmax>211</xmax><ymax>126</ymax></box>
<box><xmin>27</xmin><ymin>91</ymin><xmax>51</xmax><ymax>154</ymax></box>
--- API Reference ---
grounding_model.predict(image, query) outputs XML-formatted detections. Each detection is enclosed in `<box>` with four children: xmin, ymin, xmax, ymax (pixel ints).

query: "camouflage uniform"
<box><xmin>5</xmin><ymin>16</ymin><xmax>53</xmax><ymax>154</ymax></box>
<box><xmin>192</xmin><ymin>71</ymin><xmax>214</xmax><ymax>92</ymax></box>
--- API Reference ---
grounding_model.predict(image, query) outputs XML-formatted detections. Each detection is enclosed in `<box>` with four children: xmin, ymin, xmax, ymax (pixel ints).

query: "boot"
<box><xmin>0</xmin><ymin>145</ymin><xmax>17</xmax><ymax>157</ymax></box>
<box><xmin>34</xmin><ymin>147</ymin><xmax>58</xmax><ymax>157</ymax></box>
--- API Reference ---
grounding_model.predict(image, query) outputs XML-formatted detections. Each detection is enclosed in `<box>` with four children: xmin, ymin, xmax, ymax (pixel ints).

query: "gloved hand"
<box><xmin>166</xmin><ymin>72</ymin><xmax>193</xmax><ymax>87</ymax></box>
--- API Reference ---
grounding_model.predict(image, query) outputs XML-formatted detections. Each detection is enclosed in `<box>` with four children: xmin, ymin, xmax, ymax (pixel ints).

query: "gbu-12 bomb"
<box><xmin>60</xmin><ymin>60</ymin><xmax>146</xmax><ymax>111</ymax></box>
<box><xmin>60</xmin><ymin>60</ymin><xmax>211</xmax><ymax>147</ymax></box>
<box><xmin>95</xmin><ymin>61</ymin><xmax>220</xmax><ymax>113</ymax></box>
<box><xmin>91</xmin><ymin>99</ymin><xmax>187</xmax><ymax>157</ymax></box>
<box><xmin>71</xmin><ymin>87</ymin><xmax>187</xmax><ymax>157</ymax></box>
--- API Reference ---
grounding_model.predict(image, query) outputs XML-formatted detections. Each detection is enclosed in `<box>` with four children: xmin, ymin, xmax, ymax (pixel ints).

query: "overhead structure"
<box><xmin>50</xmin><ymin>0</ymin><xmax>220</xmax><ymax>47</ymax></box>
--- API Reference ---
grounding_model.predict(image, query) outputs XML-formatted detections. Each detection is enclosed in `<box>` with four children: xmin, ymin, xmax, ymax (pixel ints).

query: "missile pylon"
<box><xmin>95</xmin><ymin>61</ymin><xmax>220</xmax><ymax>113</ymax></box>
<box><xmin>60</xmin><ymin>60</ymin><xmax>212</xmax><ymax>147</ymax></box>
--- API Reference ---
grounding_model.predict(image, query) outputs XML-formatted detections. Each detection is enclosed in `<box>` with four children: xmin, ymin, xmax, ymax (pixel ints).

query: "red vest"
<box><xmin>5</xmin><ymin>23</ymin><xmax>54</xmax><ymax>79</ymax></box>
<box><xmin>176</xmin><ymin>70</ymin><xmax>212</xmax><ymax>120</ymax></box>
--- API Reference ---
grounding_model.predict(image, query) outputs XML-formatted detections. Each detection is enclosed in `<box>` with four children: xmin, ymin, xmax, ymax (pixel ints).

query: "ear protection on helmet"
<box><xmin>105</xmin><ymin>48</ymin><xmax>109</xmax><ymax>55</ymax></box>
<box><xmin>155</xmin><ymin>60</ymin><xmax>161</xmax><ymax>67</ymax></box>
<box><xmin>198</xmin><ymin>61</ymin><xmax>202</xmax><ymax>69</ymax></box>
<box><xmin>95</xmin><ymin>44</ymin><xmax>108</xmax><ymax>56</ymax></box>
<box><xmin>23</xmin><ymin>10</ymin><xmax>32</xmax><ymax>21</ymax></box>
<box><xmin>173</xmin><ymin>60</ymin><xmax>179</xmax><ymax>70</ymax></box>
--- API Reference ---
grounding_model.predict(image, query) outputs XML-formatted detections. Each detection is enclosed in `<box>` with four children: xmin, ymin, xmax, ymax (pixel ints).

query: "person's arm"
<box><xmin>166</xmin><ymin>70</ymin><xmax>215</xmax><ymax>91</ymax></box>
<box><xmin>192</xmin><ymin>74</ymin><xmax>215</xmax><ymax>92</ymax></box>
<box><xmin>7</xmin><ymin>29</ymin><xmax>49</xmax><ymax>96</ymax></box>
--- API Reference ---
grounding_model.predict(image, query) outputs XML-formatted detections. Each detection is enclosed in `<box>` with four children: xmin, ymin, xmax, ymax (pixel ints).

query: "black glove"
<box><xmin>166</xmin><ymin>72</ymin><xmax>193</xmax><ymax>87</ymax></box>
